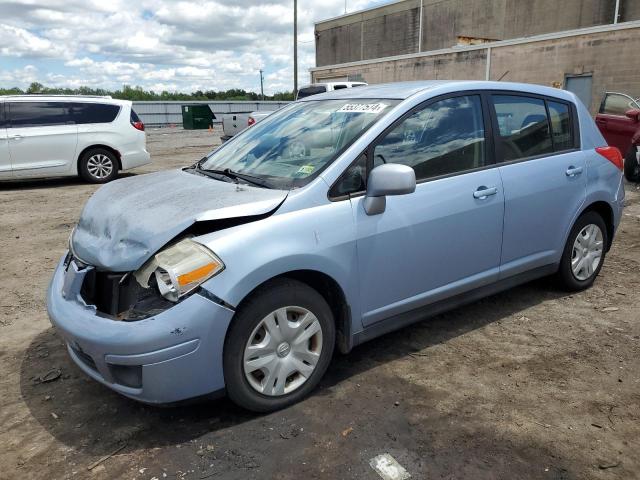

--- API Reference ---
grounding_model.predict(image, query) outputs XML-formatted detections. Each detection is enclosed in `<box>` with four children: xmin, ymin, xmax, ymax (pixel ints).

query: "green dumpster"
<box><xmin>181</xmin><ymin>104</ymin><xmax>215</xmax><ymax>129</ymax></box>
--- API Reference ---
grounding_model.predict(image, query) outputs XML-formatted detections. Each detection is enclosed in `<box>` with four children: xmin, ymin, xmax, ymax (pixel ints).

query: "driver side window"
<box><xmin>373</xmin><ymin>95</ymin><xmax>486</xmax><ymax>181</ymax></box>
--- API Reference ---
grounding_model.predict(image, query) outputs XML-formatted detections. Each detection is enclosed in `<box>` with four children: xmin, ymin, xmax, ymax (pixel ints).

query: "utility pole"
<box><xmin>293</xmin><ymin>0</ymin><xmax>298</xmax><ymax>95</ymax></box>
<box><xmin>259</xmin><ymin>69</ymin><xmax>264</xmax><ymax>100</ymax></box>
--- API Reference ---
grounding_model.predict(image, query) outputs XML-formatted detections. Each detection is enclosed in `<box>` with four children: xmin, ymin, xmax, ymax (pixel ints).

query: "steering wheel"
<box><xmin>288</xmin><ymin>141</ymin><xmax>307</xmax><ymax>158</ymax></box>
<box><xmin>374</xmin><ymin>153</ymin><xmax>387</xmax><ymax>166</ymax></box>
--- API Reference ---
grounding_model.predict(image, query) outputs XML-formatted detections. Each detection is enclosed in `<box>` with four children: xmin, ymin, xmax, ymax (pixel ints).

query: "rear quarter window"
<box><xmin>130</xmin><ymin>109</ymin><xmax>142</xmax><ymax>123</ymax></box>
<box><xmin>547</xmin><ymin>101</ymin><xmax>573</xmax><ymax>152</ymax></box>
<box><xmin>70</xmin><ymin>103</ymin><xmax>121</xmax><ymax>124</ymax></box>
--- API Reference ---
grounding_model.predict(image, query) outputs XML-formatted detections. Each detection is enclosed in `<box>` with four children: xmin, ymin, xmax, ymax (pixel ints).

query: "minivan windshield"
<box><xmin>201</xmin><ymin>99</ymin><xmax>399</xmax><ymax>189</ymax></box>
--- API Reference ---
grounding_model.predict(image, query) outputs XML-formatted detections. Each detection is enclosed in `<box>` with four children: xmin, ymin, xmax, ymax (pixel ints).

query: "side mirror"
<box><xmin>363</xmin><ymin>164</ymin><xmax>416</xmax><ymax>215</ymax></box>
<box><xmin>624</xmin><ymin>109</ymin><xmax>640</xmax><ymax>122</ymax></box>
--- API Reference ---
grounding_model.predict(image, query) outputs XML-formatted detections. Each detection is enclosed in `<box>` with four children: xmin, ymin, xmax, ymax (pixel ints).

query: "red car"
<box><xmin>596</xmin><ymin>92</ymin><xmax>640</xmax><ymax>181</ymax></box>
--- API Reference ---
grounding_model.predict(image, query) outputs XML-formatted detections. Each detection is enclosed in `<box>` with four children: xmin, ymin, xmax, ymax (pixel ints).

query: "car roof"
<box><xmin>297</xmin><ymin>80</ymin><xmax>578</xmax><ymax>104</ymax></box>
<box><xmin>0</xmin><ymin>95</ymin><xmax>130</xmax><ymax>105</ymax></box>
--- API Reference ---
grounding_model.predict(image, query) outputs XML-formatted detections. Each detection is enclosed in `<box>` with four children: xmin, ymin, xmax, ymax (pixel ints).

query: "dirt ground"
<box><xmin>1</xmin><ymin>127</ymin><xmax>639</xmax><ymax>480</ymax></box>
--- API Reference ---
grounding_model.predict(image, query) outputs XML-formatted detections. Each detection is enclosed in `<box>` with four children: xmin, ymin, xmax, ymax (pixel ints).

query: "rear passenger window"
<box><xmin>547</xmin><ymin>101</ymin><xmax>573</xmax><ymax>152</ymax></box>
<box><xmin>491</xmin><ymin>95</ymin><xmax>552</xmax><ymax>161</ymax></box>
<box><xmin>8</xmin><ymin>102</ymin><xmax>70</xmax><ymax>127</ymax></box>
<box><xmin>69</xmin><ymin>103</ymin><xmax>120</xmax><ymax>124</ymax></box>
<box><xmin>373</xmin><ymin>95</ymin><xmax>486</xmax><ymax>181</ymax></box>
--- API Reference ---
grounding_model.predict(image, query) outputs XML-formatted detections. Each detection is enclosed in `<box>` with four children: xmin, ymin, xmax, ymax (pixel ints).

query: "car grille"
<box><xmin>74</xmin><ymin>258</ymin><xmax>174</xmax><ymax>320</ymax></box>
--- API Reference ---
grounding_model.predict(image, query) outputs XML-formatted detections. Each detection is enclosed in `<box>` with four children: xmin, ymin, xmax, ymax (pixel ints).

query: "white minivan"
<box><xmin>0</xmin><ymin>96</ymin><xmax>150</xmax><ymax>183</ymax></box>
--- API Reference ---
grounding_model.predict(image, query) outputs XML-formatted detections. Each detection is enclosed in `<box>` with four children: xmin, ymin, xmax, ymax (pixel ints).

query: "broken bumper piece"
<box><xmin>46</xmin><ymin>254</ymin><xmax>234</xmax><ymax>404</ymax></box>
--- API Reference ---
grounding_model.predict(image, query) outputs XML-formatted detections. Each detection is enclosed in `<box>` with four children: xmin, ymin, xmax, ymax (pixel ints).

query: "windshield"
<box><xmin>202</xmin><ymin>98</ymin><xmax>399</xmax><ymax>189</ymax></box>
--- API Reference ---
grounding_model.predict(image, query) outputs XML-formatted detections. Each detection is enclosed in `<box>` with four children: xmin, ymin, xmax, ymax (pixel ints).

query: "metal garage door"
<box><xmin>565</xmin><ymin>75</ymin><xmax>593</xmax><ymax>111</ymax></box>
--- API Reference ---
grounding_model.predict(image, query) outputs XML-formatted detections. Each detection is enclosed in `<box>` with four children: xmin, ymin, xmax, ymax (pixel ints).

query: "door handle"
<box><xmin>8</xmin><ymin>134</ymin><xmax>23</xmax><ymax>140</ymax></box>
<box><xmin>473</xmin><ymin>186</ymin><xmax>498</xmax><ymax>199</ymax></box>
<box><xmin>565</xmin><ymin>166</ymin><xmax>583</xmax><ymax>177</ymax></box>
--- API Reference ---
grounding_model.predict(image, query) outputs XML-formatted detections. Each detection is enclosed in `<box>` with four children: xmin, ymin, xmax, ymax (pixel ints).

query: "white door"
<box><xmin>7</xmin><ymin>102</ymin><xmax>78</xmax><ymax>177</ymax></box>
<box><xmin>0</xmin><ymin>104</ymin><xmax>11</xmax><ymax>178</ymax></box>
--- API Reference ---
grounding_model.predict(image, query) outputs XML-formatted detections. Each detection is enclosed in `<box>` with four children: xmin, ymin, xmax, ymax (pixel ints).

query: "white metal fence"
<box><xmin>131</xmin><ymin>100</ymin><xmax>290</xmax><ymax>127</ymax></box>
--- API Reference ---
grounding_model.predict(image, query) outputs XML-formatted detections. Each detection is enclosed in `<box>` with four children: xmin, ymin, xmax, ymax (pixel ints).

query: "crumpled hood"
<box><xmin>72</xmin><ymin>169</ymin><xmax>287</xmax><ymax>271</ymax></box>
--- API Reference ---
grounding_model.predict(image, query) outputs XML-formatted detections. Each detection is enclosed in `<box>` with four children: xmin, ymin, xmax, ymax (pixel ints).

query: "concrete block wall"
<box><xmin>316</xmin><ymin>0</ymin><xmax>640</xmax><ymax>67</ymax></box>
<box><xmin>311</xmin><ymin>27</ymin><xmax>640</xmax><ymax>113</ymax></box>
<box><xmin>489</xmin><ymin>28</ymin><xmax>640</xmax><ymax>112</ymax></box>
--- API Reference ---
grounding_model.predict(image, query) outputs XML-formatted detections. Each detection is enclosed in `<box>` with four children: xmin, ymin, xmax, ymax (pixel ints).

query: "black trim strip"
<box><xmin>352</xmin><ymin>263</ymin><xmax>557</xmax><ymax>348</ymax></box>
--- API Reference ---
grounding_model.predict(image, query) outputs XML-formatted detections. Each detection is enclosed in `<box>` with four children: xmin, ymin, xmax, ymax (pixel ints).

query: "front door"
<box><xmin>595</xmin><ymin>92</ymin><xmax>640</xmax><ymax>154</ymax></box>
<box><xmin>352</xmin><ymin>94</ymin><xmax>504</xmax><ymax>327</ymax></box>
<box><xmin>7</xmin><ymin>101</ymin><xmax>78</xmax><ymax>177</ymax></box>
<box><xmin>490</xmin><ymin>94</ymin><xmax>586</xmax><ymax>276</ymax></box>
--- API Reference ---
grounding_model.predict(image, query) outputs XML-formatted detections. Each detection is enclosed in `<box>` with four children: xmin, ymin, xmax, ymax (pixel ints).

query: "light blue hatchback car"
<box><xmin>48</xmin><ymin>81</ymin><xmax>625</xmax><ymax>411</ymax></box>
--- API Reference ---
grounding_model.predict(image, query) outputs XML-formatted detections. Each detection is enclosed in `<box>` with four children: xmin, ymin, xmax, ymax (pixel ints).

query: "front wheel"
<box><xmin>624</xmin><ymin>146</ymin><xmax>640</xmax><ymax>182</ymax></box>
<box><xmin>556</xmin><ymin>211</ymin><xmax>608</xmax><ymax>291</ymax></box>
<box><xmin>223</xmin><ymin>278</ymin><xmax>335</xmax><ymax>412</ymax></box>
<box><xmin>79</xmin><ymin>148</ymin><xmax>119</xmax><ymax>183</ymax></box>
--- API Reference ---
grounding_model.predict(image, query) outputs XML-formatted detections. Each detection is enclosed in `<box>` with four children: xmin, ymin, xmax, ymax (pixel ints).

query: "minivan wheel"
<box><xmin>557</xmin><ymin>211</ymin><xmax>608</xmax><ymax>291</ymax></box>
<box><xmin>79</xmin><ymin>148</ymin><xmax>118</xmax><ymax>183</ymax></box>
<box><xmin>624</xmin><ymin>146</ymin><xmax>640</xmax><ymax>182</ymax></box>
<box><xmin>223</xmin><ymin>278</ymin><xmax>335</xmax><ymax>412</ymax></box>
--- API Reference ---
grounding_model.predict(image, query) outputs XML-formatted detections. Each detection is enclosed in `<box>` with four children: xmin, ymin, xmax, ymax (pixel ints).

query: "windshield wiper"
<box><xmin>198</xmin><ymin>166</ymin><xmax>271</xmax><ymax>188</ymax></box>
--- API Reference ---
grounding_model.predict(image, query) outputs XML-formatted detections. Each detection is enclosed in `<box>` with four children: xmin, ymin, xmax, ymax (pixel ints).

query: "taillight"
<box><xmin>247</xmin><ymin>116</ymin><xmax>255</xmax><ymax>127</ymax></box>
<box><xmin>595</xmin><ymin>146</ymin><xmax>623</xmax><ymax>170</ymax></box>
<box><xmin>131</xmin><ymin>121</ymin><xmax>145</xmax><ymax>131</ymax></box>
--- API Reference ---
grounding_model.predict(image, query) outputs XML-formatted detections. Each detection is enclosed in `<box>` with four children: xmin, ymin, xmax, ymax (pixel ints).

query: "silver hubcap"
<box><xmin>86</xmin><ymin>154</ymin><xmax>113</xmax><ymax>179</ymax></box>
<box><xmin>243</xmin><ymin>306</ymin><xmax>323</xmax><ymax>396</ymax></box>
<box><xmin>571</xmin><ymin>224</ymin><xmax>604</xmax><ymax>281</ymax></box>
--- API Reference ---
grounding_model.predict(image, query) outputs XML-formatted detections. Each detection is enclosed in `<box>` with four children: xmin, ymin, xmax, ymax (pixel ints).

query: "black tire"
<box><xmin>556</xmin><ymin>210</ymin><xmax>608</xmax><ymax>291</ymax></box>
<box><xmin>223</xmin><ymin>278</ymin><xmax>335</xmax><ymax>412</ymax></box>
<box><xmin>79</xmin><ymin>148</ymin><xmax>119</xmax><ymax>183</ymax></box>
<box><xmin>624</xmin><ymin>146</ymin><xmax>640</xmax><ymax>182</ymax></box>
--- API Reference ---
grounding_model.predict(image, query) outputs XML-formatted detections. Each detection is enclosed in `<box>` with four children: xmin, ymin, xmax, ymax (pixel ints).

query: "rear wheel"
<box><xmin>223</xmin><ymin>278</ymin><xmax>335</xmax><ymax>412</ymax></box>
<box><xmin>557</xmin><ymin>211</ymin><xmax>607</xmax><ymax>291</ymax></box>
<box><xmin>624</xmin><ymin>146</ymin><xmax>640</xmax><ymax>182</ymax></box>
<box><xmin>79</xmin><ymin>148</ymin><xmax>118</xmax><ymax>183</ymax></box>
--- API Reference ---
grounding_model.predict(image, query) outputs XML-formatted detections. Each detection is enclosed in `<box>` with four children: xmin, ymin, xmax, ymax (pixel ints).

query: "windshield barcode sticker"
<box><xmin>337</xmin><ymin>103</ymin><xmax>388</xmax><ymax>114</ymax></box>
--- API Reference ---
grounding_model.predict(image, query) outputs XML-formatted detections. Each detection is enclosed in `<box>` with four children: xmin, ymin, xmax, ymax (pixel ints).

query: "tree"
<box><xmin>0</xmin><ymin>83</ymin><xmax>295</xmax><ymax>102</ymax></box>
<box><xmin>26</xmin><ymin>82</ymin><xmax>44</xmax><ymax>94</ymax></box>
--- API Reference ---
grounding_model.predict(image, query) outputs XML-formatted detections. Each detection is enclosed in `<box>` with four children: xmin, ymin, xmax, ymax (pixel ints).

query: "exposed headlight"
<box><xmin>134</xmin><ymin>239</ymin><xmax>224</xmax><ymax>302</ymax></box>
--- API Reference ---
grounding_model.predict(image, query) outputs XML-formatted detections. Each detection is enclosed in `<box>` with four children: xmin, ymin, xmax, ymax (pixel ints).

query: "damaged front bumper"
<box><xmin>47</xmin><ymin>254</ymin><xmax>234</xmax><ymax>404</ymax></box>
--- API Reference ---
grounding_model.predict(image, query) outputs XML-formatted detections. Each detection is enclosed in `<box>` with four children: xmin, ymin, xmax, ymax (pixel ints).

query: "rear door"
<box><xmin>0</xmin><ymin>103</ymin><xmax>11</xmax><ymax>179</ymax></box>
<box><xmin>351</xmin><ymin>94</ymin><xmax>504</xmax><ymax>326</ymax></box>
<box><xmin>7</xmin><ymin>101</ymin><xmax>78</xmax><ymax>177</ymax></box>
<box><xmin>492</xmin><ymin>93</ymin><xmax>586</xmax><ymax>277</ymax></box>
<box><xmin>595</xmin><ymin>93</ymin><xmax>640</xmax><ymax>154</ymax></box>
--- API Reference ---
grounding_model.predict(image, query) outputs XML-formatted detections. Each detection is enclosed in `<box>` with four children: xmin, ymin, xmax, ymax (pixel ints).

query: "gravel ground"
<box><xmin>0</xmin><ymin>127</ymin><xmax>639</xmax><ymax>480</ymax></box>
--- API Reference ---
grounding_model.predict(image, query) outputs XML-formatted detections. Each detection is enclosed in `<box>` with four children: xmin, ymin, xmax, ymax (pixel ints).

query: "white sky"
<box><xmin>0</xmin><ymin>0</ymin><xmax>386</xmax><ymax>94</ymax></box>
